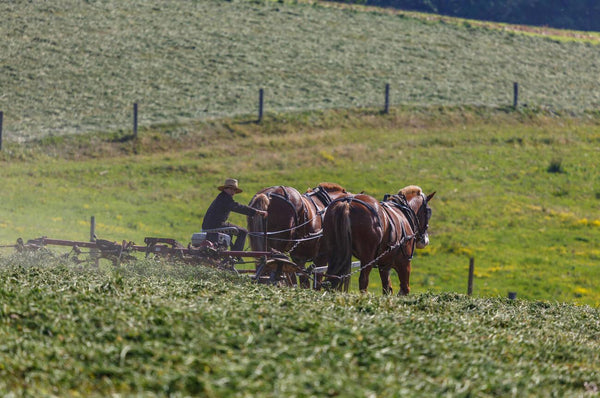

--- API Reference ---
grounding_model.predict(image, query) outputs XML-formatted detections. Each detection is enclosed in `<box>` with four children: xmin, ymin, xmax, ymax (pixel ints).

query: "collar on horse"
<box><xmin>382</xmin><ymin>192</ymin><xmax>431</xmax><ymax>257</ymax></box>
<box><xmin>382</xmin><ymin>194</ymin><xmax>418</xmax><ymax>234</ymax></box>
<box><xmin>380</xmin><ymin>201</ymin><xmax>415</xmax><ymax>260</ymax></box>
<box><xmin>304</xmin><ymin>186</ymin><xmax>334</xmax><ymax>221</ymax></box>
<box><xmin>304</xmin><ymin>185</ymin><xmax>333</xmax><ymax>207</ymax></box>
<box><xmin>268</xmin><ymin>186</ymin><xmax>304</xmax><ymax>227</ymax></box>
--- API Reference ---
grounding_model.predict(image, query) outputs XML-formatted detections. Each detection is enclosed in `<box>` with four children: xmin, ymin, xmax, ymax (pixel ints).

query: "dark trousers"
<box><xmin>207</xmin><ymin>222</ymin><xmax>247</xmax><ymax>251</ymax></box>
<box><xmin>231</xmin><ymin>227</ymin><xmax>247</xmax><ymax>252</ymax></box>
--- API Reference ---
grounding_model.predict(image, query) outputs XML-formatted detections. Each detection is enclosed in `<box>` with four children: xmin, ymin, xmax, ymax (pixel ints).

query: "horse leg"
<box><xmin>358</xmin><ymin>264</ymin><xmax>373</xmax><ymax>293</ymax></box>
<box><xmin>310</xmin><ymin>252</ymin><xmax>328</xmax><ymax>290</ymax></box>
<box><xmin>378</xmin><ymin>267</ymin><xmax>393</xmax><ymax>295</ymax></box>
<box><xmin>397</xmin><ymin>259</ymin><xmax>412</xmax><ymax>296</ymax></box>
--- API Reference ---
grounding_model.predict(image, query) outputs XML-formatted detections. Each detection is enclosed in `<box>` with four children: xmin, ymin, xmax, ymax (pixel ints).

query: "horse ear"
<box><xmin>426</xmin><ymin>192</ymin><xmax>436</xmax><ymax>202</ymax></box>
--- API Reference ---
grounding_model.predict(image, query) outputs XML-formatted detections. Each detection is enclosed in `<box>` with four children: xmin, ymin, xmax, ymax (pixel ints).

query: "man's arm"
<box><xmin>231</xmin><ymin>201</ymin><xmax>267</xmax><ymax>218</ymax></box>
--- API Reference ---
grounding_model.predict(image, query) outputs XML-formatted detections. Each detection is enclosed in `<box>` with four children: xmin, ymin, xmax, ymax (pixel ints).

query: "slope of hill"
<box><xmin>1</xmin><ymin>0</ymin><xmax>600</xmax><ymax>140</ymax></box>
<box><xmin>1</xmin><ymin>0</ymin><xmax>599</xmax><ymax>304</ymax></box>
<box><xmin>1</xmin><ymin>107</ymin><xmax>599</xmax><ymax>305</ymax></box>
<box><xmin>1</xmin><ymin>2</ymin><xmax>600</xmax><ymax>394</ymax></box>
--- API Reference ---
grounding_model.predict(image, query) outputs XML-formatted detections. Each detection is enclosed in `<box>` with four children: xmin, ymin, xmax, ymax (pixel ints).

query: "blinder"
<box><xmin>415</xmin><ymin>193</ymin><xmax>432</xmax><ymax>239</ymax></box>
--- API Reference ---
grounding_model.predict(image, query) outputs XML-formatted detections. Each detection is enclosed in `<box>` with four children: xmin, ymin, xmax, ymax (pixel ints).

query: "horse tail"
<box><xmin>323</xmin><ymin>200</ymin><xmax>353</xmax><ymax>290</ymax></box>
<box><xmin>247</xmin><ymin>193</ymin><xmax>270</xmax><ymax>251</ymax></box>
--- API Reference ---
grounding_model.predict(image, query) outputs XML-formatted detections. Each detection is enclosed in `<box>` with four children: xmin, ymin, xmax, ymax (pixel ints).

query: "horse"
<box><xmin>247</xmin><ymin>182</ymin><xmax>351</xmax><ymax>287</ymax></box>
<box><xmin>321</xmin><ymin>185</ymin><xmax>435</xmax><ymax>295</ymax></box>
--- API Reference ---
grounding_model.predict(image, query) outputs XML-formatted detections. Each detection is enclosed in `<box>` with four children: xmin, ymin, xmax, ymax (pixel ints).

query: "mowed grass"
<box><xmin>1</xmin><ymin>107</ymin><xmax>600</xmax><ymax>306</ymax></box>
<box><xmin>1</xmin><ymin>254</ymin><xmax>599</xmax><ymax>397</ymax></box>
<box><xmin>2</xmin><ymin>1</ymin><xmax>600</xmax><ymax>396</ymax></box>
<box><xmin>2</xmin><ymin>0</ymin><xmax>600</xmax><ymax>140</ymax></box>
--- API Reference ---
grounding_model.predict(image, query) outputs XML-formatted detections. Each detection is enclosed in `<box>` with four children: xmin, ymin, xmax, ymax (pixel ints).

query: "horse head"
<box><xmin>397</xmin><ymin>186</ymin><xmax>435</xmax><ymax>249</ymax></box>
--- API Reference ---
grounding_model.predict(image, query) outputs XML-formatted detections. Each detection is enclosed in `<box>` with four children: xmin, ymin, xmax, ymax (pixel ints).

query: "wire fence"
<box><xmin>0</xmin><ymin>81</ymin><xmax>529</xmax><ymax>148</ymax></box>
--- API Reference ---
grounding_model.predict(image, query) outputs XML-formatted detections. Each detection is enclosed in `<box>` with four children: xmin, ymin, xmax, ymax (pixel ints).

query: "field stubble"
<box><xmin>2</xmin><ymin>0</ymin><xmax>600</xmax><ymax>140</ymax></box>
<box><xmin>0</xmin><ymin>255</ymin><xmax>598</xmax><ymax>396</ymax></box>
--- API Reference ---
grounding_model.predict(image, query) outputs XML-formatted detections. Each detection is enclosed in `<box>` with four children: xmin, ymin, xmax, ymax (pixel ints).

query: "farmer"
<box><xmin>202</xmin><ymin>178</ymin><xmax>267</xmax><ymax>252</ymax></box>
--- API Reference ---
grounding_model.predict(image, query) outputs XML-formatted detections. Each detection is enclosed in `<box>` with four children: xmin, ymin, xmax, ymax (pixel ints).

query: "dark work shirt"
<box><xmin>202</xmin><ymin>191</ymin><xmax>259</xmax><ymax>229</ymax></box>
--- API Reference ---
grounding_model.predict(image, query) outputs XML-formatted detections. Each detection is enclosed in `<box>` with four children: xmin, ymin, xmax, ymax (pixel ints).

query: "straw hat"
<box><xmin>218</xmin><ymin>178</ymin><xmax>243</xmax><ymax>194</ymax></box>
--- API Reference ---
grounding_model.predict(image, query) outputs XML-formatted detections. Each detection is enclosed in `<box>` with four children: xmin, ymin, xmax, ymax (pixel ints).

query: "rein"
<box><xmin>247</xmin><ymin>210</ymin><xmax>324</xmax><ymax>239</ymax></box>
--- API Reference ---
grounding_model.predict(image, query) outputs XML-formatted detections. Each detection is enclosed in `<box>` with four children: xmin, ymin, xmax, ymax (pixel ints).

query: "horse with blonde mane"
<box><xmin>322</xmin><ymin>185</ymin><xmax>435</xmax><ymax>295</ymax></box>
<box><xmin>247</xmin><ymin>182</ymin><xmax>351</xmax><ymax>287</ymax></box>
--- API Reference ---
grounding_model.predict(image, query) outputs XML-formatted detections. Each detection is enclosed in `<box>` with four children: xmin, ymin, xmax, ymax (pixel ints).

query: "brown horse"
<box><xmin>247</xmin><ymin>182</ymin><xmax>351</xmax><ymax>286</ymax></box>
<box><xmin>322</xmin><ymin>185</ymin><xmax>435</xmax><ymax>295</ymax></box>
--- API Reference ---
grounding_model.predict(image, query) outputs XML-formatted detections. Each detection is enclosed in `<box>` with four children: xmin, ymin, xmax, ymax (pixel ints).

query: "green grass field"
<box><xmin>1</xmin><ymin>0</ymin><xmax>600</xmax><ymax>395</ymax></box>
<box><xmin>1</xmin><ymin>255</ymin><xmax>599</xmax><ymax>396</ymax></box>
<box><xmin>1</xmin><ymin>107</ymin><xmax>599</xmax><ymax>306</ymax></box>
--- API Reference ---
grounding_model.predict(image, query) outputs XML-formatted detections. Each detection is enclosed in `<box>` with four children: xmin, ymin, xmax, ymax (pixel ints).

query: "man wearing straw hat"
<box><xmin>202</xmin><ymin>178</ymin><xmax>267</xmax><ymax>252</ymax></box>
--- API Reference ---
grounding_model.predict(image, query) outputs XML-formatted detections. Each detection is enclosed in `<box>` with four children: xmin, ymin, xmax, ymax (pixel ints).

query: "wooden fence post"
<box><xmin>513</xmin><ymin>82</ymin><xmax>519</xmax><ymax>109</ymax></box>
<box><xmin>258</xmin><ymin>88</ymin><xmax>264</xmax><ymax>123</ymax></box>
<box><xmin>384</xmin><ymin>83</ymin><xmax>390</xmax><ymax>114</ymax></box>
<box><xmin>467</xmin><ymin>257</ymin><xmax>474</xmax><ymax>296</ymax></box>
<box><xmin>0</xmin><ymin>111</ymin><xmax>3</xmax><ymax>151</ymax></box>
<box><xmin>133</xmin><ymin>103</ymin><xmax>138</xmax><ymax>138</ymax></box>
<box><xmin>90</xmin><ymin>216</ymin><xmax>99</xmax><ymax>267</ymax></box>
<box><xmin>90</xmin><ymin>216</ymin><xmax>96</xmax><ymax>242</ymax></box>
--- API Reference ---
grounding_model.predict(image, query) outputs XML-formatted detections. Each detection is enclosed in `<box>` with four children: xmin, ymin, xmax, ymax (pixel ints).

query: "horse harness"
<box><xmin>266</xmin><ymin>186</ymin><xmax>307</xmax><ymax>229</ymax></box>
<box><xmin>381</xmin><ymin>195</ymin><xmax>419</xmax><ymax>260</ymax></box>
<box><xmin>329</xmin><ymin>196</ymin><xmax>381</xmax><ymax>226</ymax></box>
<box><xmin>303</xmin><ymin>185</ymin><xmax>334</xmax><ymax>221</ymax></box>
<box><xmin>331</xmin><ymin>194</ymin><xmax>425</xmax><ymax>261</ymax></box>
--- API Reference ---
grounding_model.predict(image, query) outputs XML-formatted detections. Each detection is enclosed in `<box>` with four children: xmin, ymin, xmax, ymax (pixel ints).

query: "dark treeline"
<box><xmin>329</xmin><ymin>0</ymin><xmax>600</xmax><ymax>32</ymax></box>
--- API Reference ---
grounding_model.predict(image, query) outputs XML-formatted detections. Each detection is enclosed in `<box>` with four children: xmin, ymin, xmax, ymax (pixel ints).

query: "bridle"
<box><xmin>413</xmin><ymin>192</ymin><xmax>432</xmax><ymax>243</ymax></box>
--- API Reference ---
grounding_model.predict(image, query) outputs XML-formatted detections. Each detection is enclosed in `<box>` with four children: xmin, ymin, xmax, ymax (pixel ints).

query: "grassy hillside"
<box><xmin>1</xmin><ymin>107</ymin><xmax>599</xmax><ymax>305</ymax></box>
<box><xmin>2</xmin><ymin>0</ymin><xmax>600</xmax><ymax>140</ymax></box>
<box><xmin>1</xmin><ymin>2</ymin><xmax>600</xmax><ymax>394</ymax></box>
<box><xmin>1</xmin><ymin>255</ymin><xmax>599</xmax><ymax>396</ymax></box>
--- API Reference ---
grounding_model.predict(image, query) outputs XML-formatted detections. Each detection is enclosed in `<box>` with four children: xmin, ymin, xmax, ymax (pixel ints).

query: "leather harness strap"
<box><xmin>268</xmin><ymin>186</ymin><xmax>299</xmax><ymax>226</ymax></box>
<box><xmin>303</xmin><ymin>186</ymin><xmax>332</xmax><ymax>221</ymax></box>
<box><xmin>383</xmin><ymin>194</ymin><xmax>418</xmax><ymax>234</ymax></box>
<box><xmin>330</xmin><ymin>196</ymin><xmax>382</xmax><ymax>228</ymax></box>
<box><xmin>381</xmin><ymin>201</ymin><xmax>413</xmax><ymax>260</ymax></box>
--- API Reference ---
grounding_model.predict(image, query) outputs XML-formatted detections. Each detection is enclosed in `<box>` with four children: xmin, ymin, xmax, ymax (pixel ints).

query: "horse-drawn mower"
<box><xmin>3</xmin><ymin>230</ymin><xmax>303</xmax><ymax>286</ymax></box>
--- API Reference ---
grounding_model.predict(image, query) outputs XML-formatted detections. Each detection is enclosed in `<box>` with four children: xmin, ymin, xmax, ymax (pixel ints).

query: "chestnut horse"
<box><xmin>247</xmin><ymin>182</ymin><xmax>351</xmax><ymax>286</ymax></box>
<box><xmin>322</xmin><ymin>185</ymin><xmax>435</xmax><ymax>295</ymax></box>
